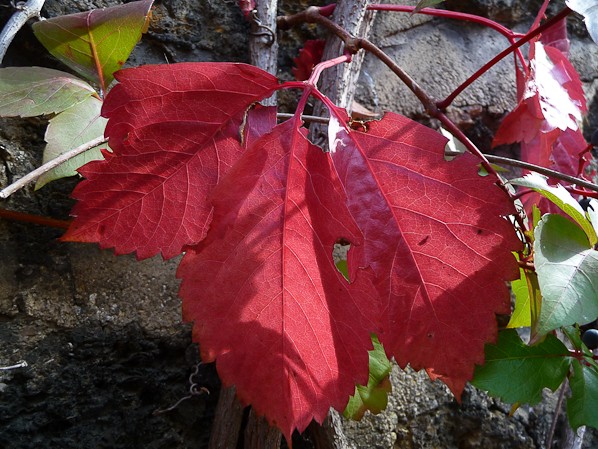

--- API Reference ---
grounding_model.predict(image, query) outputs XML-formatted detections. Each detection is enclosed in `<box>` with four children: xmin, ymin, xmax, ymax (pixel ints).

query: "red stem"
<box><xmin>565</xmin><ymin>187</ymin><xmax>598</xmax><ymax>199</ymax></box>
<box><xmin>531</xmin><ymin>0</ymin><xmax>551</xmax><ymax>31</ymax></box>
<box><xmin>366</xmin><ymin>4</ymin><xmax>528</xmax><ymax>74</ymax></box>
<box><xmin>0</xmin><ymin>208</ymin><xmax>71</xmax><ymax>229</ymax></box>
<box><xmin>437</xmin><ymin>6</ymin><xmax>572</xmax><ymax>109</ymax></box>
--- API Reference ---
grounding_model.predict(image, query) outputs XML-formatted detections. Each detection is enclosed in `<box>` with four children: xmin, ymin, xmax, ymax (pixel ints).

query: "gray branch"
<box><xmin>0</xmin><ymin>136</ymin><xmax>108</xmax><ymax>199</ymax></box>
<box><xmin>0</xmin><ymin>0</ymin><xmax>46</xmax><ymax>65</ymax></box>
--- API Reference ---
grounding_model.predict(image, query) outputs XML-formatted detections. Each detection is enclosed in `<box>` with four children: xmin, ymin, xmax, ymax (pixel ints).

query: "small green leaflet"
<box><xmin>568</xmin><ymin>359</ymin><xmax>598</xmax><ymax>429</ymax></box>
<box><xmin>32</xmin><ymin>0</ymin><xmax>153</xmax><ymax>93</ymax></box>
<box><xmin>36</xmin><ymin>96</ymin><xmax>108</xmax><ymax>189</ymax></box>
<box><xmin>534</xmin><ymin>214</ymin><xmax>598</xmax><ymax>335</ymax></box>
<box><xmin>0</xmin><ymin>67</ymin><xmax>95</xmax><ymax>118</ymax></box>
<box><xmin>343</xmin><ymin>335</ymin><xmax>392</xmax><ymax>420</ymax></box>
<box><xmin>510</xmin><ymin>173</ymin><xmax>597</xmax><ymax>246</ymax></box>
<box><xmin>471</xmin><ymin>329</ymin><xmax>570</xmax><ymax>404</ymax></box>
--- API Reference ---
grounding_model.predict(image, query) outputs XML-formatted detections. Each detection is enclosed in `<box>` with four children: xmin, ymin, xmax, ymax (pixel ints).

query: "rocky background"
<box><xmin>1</xmin><ymin>1</ymin><xmax>597</xmax><ymax>448</ymax></box>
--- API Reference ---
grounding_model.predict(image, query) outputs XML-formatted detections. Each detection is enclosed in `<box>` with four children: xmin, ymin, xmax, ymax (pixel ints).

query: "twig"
<box><xmin>546</xmin><ymin>379</ymin><xmax>568</xmax><ymax>449</ymax></box>
<box><xmin>485</xmin><ymin>155</ymin><xmax>598</xmax><ymax>193</ymax></box>
<box><xmin>0</xmin><ymin>135</ymin><xmax>108</xmax><ymax>199</ymax></box>
<box><xmin>0</xmin><ymin>0</ymin><xmax>46</xmax><ymax>64</ymax></box>
<box><xmin>437</xmin><ymin>6</ymin><xmax>572</xmax><ymax>109</ymax></box>
<box><xmin>277</xmin><ymin>112</ymin><xmax>332</xmax><ymax>124</ymax></box>
<box><xmin>0</xmin><ymin>360</ymin><xmax>28</xmax><ymax>370</ymax></box>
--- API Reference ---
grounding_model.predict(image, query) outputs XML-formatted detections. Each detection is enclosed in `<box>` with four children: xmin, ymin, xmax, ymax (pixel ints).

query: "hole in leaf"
<box><xmin>333</xmin><ymin>239</ymin><xmax>351</xmax><ymax>283</ymax></box>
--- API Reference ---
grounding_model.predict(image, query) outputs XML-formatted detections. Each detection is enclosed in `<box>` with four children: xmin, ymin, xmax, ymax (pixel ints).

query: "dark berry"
<box><xmin>582</xmin><ymin>329</ymin><xmax>598</xmax><ymax>350</ymax></box>
<box><xmin>579</xmin><ymin>197</ymin><xmax>592</xmax><ymax>211</ymax></box>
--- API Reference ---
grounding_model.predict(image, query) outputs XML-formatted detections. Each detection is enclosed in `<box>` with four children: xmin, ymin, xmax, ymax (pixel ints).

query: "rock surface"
<box><xmin>1</xmin><ymin>1</ymin><xmax>597</xmax><ymax>448</ymax></box>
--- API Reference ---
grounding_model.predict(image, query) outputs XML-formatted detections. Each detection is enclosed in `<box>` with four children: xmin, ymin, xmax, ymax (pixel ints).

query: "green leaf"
<box><xmin>414</xmin><ymin>0</ymin><xmax>444</xmax><ymax>13</ymax></box>
<box><xmin>534</xmin><ymin>214</ymin><xmax>598</xmax><ymax>335</ymax></box>
<box><xmin>32</xmin><ymin>0</ymin><xmax>153</xmax><ymax>92</ymax></box>
<box><xmin>344</xmin><ymin>335</ymin><xmax>392</xmax><ymax>420</ymax></box>
<box><xmin>0</xmin><ymin>67</ymin><xmax>95</xmax><ymax>118</ymax></box>
<box><xmin>472</xmin><ymin>329</ymin><xmax>570</xmax><ymax>404</ymax></box>
<box><xmin>568</xmin><ymin>359</ymin><xmax>598</xmax><ymax>430</ymax></box>
<box><xmin>510</xmin><ymin>173</ymin><xmax>597</xmax><ymax>246</ymax></box>
<box><xmin>508</xmin><ymin>257</ymin><xmax>541</xmax><ymax>330</ymax></box>
<box><xmin>35</xmin><ymin>96</ymin><xmax>108</xmax><ymax>189</ymax></box>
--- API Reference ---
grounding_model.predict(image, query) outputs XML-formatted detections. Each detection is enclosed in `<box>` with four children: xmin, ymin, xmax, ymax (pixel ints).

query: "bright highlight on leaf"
<box><xmin>510</xmin><ymin>173</ymin><xmax>598</xmax><ymax>246</ymax></box>
<box><xmin>567</xmin><ymin>0</ymin><xmax>598</xmax><ymax>45</ymax></box>
<box><xmin>32</xmin><ymin>0</ymin><xmax>154</xmax><ymax>93</ymax></box>
<box><xmin>472</xmin><ymin>329</ymin><xmax>570</xmax><ymax>404</ymax></box>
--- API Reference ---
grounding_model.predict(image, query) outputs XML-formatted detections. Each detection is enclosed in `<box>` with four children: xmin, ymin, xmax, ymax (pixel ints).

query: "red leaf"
<box><xmin>329</xmin><ymin>111</ymin><xmax>521</xmax><ymax>395</ymax></box>
<box><xmin>178</xmin><ymin>116</ymin><xmax>378</xmax><ymax>440</ymax></box>
<box><xmin>292</xmin><ymin>39</ymin><xmax>326</xmax><ymax>81</ymax></box>
<box><xmin>494</xmin><ymin>42</ymin><xmax>585</xmax><ymax>151</ymax></box>
<box><xmin>63</xmin><ymin>63</ymin><xmax>279</xmax><ymax>259</ymax></box>
<box><xmin>493</xmin><ymin>41</ymin><xmax>589</xmax><ymax>215</ymax></box>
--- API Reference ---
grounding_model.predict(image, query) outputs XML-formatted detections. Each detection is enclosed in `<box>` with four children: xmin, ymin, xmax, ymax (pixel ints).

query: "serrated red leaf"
<box><xmin>329</xmin><ymin>111</ymin><xmax>521</xmax><ymax>395</ymax></box>
<box><xmin>64</xmin><ymin>61</ymin><xmax>524</xmax><ymax>437</ymax></box>
<box><xmin>178</xmin><ymin>116</ymin><xmax>378</xmax><ymax>440</ymax></box>
<box><xmin>63</xmin><ymin>63</ymin><xmax>279</xmax><ymax>259</ymax></box>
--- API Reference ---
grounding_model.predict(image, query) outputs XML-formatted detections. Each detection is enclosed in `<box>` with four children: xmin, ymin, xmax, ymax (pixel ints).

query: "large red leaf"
<box><xmin>329</xmin><ymin>111</ymin><xmax>521</xmax><ymax>395</ymax></box>
<box><xmin>63</xmin><ymin>63</ymin><xmax>279</xmax><ymax>259</ymax></box>
<box><xmin>178</xmin><ymin>116</ymin><xmax>378</xmax><ymax>440</ymax></box>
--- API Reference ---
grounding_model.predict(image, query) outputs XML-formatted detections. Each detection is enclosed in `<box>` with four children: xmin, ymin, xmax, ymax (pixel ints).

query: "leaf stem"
<box><xmin>0</xmin><ymin>135</ymin><xmax>108</xmax><ymax>199</ymax></box>
<box><xmin>0</xmin><ymin>0</ymin><xmax>46</xmax><ymax>64</ymax></box>
<box><xmin>486</xmin><ymin>155</ymin><xmax>598</xmax><ymax>193</ymax></box>
<box><xmin>437</xmin><ymin>6</ymin><xmax>572</xmax><ymax>109</ymax></box>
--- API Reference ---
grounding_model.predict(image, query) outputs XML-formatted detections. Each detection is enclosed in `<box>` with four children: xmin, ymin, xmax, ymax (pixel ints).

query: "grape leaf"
<box><xmin>567</xmin><ymin>0</ymin><xmax>598</xmax><ymax>45</ymax></box>
<box><xmin>178</xmin><ymin>115</ymin><xmax>379</xmax><ymax>440</ymax></box>
<box><xmin>471</xmin><ymin>329</ymin><xmax>570</xmax><ymax>404</ymax></box>
<box><xmin>493</xmin><ymin>41</ymin><xmax>586</xmax><ymax>164</ymax></box>
<box><xmin>36</xmin><ymin>96</ymin><xmax>108</xmax><ymax>189</ymax></box>
<box><xmin>510</xmin><ymin>173</ymin><xmax>597</xmax><ymax>246</ymax></box>
<box><xmin>568</xmin><ymin>359</ymin><xmax>598</xmax><ymax>429</ymax></box>
<box><xmin>32</xmin><ymin>0</ymin><xmax>153</xmax><ymax>92</ymax></box>
<box><xmin>534</xmin><ymin>214</ymin><xmax>598</xmax><ymax>335</ymax></box>
<box><xmin>328</xmin><ymin>111</ymin><xmax>521</xmax><ymax>396</ymax></box>
<box><xmin>344</xmin><ymin>335</ymin><xmax>392</xmax><ymax>420</ymax></box>
<box><xmin>62</xmin><ymin>63</ymin><xmax>279</xmax><ymax>259</ymax></box>
<box><xmin>0</xmin><ymin>67</ymin><xmax>95</xmax><ymax>117</ymax></box>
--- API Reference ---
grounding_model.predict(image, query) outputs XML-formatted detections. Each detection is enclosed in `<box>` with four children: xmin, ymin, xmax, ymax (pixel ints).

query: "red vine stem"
<box><xmin>366</xmin><ymin>4</ymin><xmax>528</xmax><ymax>73</ymax></box>
<box><xmin>437</xmin><ymin>6</ymin><xmax>572</xmax><ymax>109</ymax></box>
<box><xmin>0</xmin><ymin>208</ymin><xmax>70</xmax><ymax>229</ymax></box>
